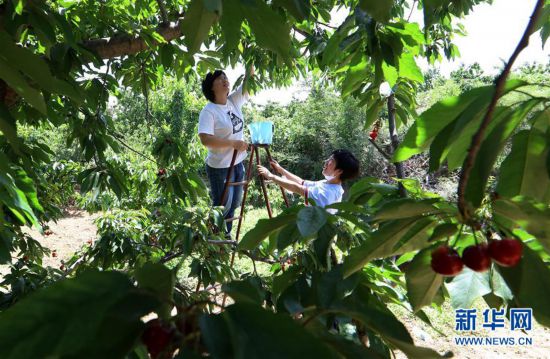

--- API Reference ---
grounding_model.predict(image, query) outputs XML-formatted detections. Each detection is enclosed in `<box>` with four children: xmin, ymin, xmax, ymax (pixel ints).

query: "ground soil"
<box><xmin>2</xmin><ymin>209</ymin><xmax>549</xmax><ymax>358</ymax></box>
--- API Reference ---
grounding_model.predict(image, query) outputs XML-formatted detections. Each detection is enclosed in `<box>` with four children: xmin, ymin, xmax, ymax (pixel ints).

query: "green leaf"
<box><xmin>398</xmin><ymin>51</ymin><xmax>423</xmax><ymax>83</ymax></box>
<box><xmin>373</xmin><ymin>198</ymin><xmax>440</xmax><ymax>221</ymax></box>
<box><xmin>222</xmin><ymin>277</ymin><xmax>265</xmax><ymax>305</ymax></box>
<box><xmin>340</xmin><ymin>286</ymin><xmax>443</xmax><ymax>358</ymax></box>
<box><xmin>393</xmin><ymin>80</ymin><xmax>527</xmax><ymax>162</ymax></box>
<box><xmin>428</xmin><ymin>223</ymin><xmax>458</xmax><ymax>242</ymax></box>
<box><xmin>241</xmin><ymin>0</ymin><xmax>292</xmax><ymax>60</ymax></box>
<box><xmin>405</xmin><ymin>248</ymin><xmax>443</xmax><ymax>312</ymax></box>
<box><xmin>219</xmin><ymin>0</ymin><xmax>244</xmax><ymax>51</ymax></box>
<box><xmin>498</xmin><ymin>245</ymin><xmax>550</xmax><ymax>327</ymax></box>
<box><xmin>492</xmin><ymin>197</ymin><xmax>550</xmax><ymax>258</ymax></box>
<box><xmin>239</xmin><ymin>212</ymin><xmax>297</xmax><ymax>250</ymax></box>
<box><xmin>395</xmin><ymin>87</ymin><xmax>487</xmax><ymax>162</ymax></box>
<box><xmin>0</xmin><ymin>172</ymin><xmax>40</xmax><ymax>228</ymax></box>
<box><xmin>312</xmin><ymin>223</ymin><xmax>336</xmax><ymax>268</ymax></box>
<box><xmin>0</xmin><ymin>31</ymin><xmax>82</xmax><ymax>103</ymax></box>
<box><xmin>428</xmin><ymin>94</ymin><xmax>492</xmax><ymax>172</ymax></box>
<box><xmin>358</xmin><ymin>0</ymin><xmax>394</xmax><ymax>23</ymax></box>
<box><xmin>313</xmin><ymin>330</ymin><xmax>385</xmax><ymax>358</ymax></box>
<box><xmin>391</xmin><ymin>216</ymin><xmax>436</xmax><ymax>253</ymax></box>
<box><xmin>465</xmin><ymin>99</ymin><xmax>540</xmax><ymax>208</ymax></box>
<box><xmin>491</xmin><ymin>269</ymin><xmax>513</xmax><ymax>301</ymax></box>
<box><xmin>276</xmin><ymin>223</ymin><xmax>301</xmax><ymax>250</ymax></box>
<box><xmin>198</xmin><ymin>314</ymin><xmax>233</xmax><ymax>359</ymax></box>
<box><xmin>0</xmin><ymin>103</ymin><xmax>22</xmax><ymax>148</ymax></box>
<box><xmin>14</xmin><ymin>0</ymin><xmax>24</xmax><ymax>15</ymax></box>
<box><xmin>342</xmin><ymin>218</ymin><xmax>419</xmax><ymax>278</ymax></box>
<box><xmin>0</xmin><ymin>59</ymin><xmax>46</xmax><ymax>114</ymax></box>
<box><xmin>212</xmin><ymin>302</ymin><xmax>338</xmax><ymax>358</ymax></box>
<box><xmin>13</xmin><ymin>169</ymin><xmax>43</xmax><ymax>214</ymax></box>
<box><xmin>381</xmin><ymin>61</ymin><xmax>398</xmax><ymax>87</ymax></box>
<box><xmin>387</xmin><ymin>22</ymin><xmax>425</xmax><ymax>47</ymax></box>
<box><xmin>365</xmin><ymin>98</ymin><xmax>384</xmax><ymax>129</ymax></box>
<box><xmin>446</xmin><ymin>268</ymin><xmax>491</xmax><ymax>308</ymax></box>
<box><xmin>321</xmin><ymin>24</ymin><xmax>348</xmax><ymax>67</ymax></box>
<box><xmin>274</xmin><ymin>0</ymin><xmax>312</xmax><ymax>21</ymax></box>
<box><xmin>0</xmin><ymin>270</ymin><xmax>159</xmax><ymax>359</ymax></box>
<box><xmin>341</xmin><ymin>58</ymin><xmax>370</xmax><ymax>97</ymax></box>
<box><xmin>496</xmin><ymin>128</ymin><xmax>550</xmax><ymax>202</ymax></box>
<box><xmin>296</xmin><ymin>206</ymin><xmax>327</xmax><ymax>237</ymax></box>
<box><xmin>272</xmin><ymin>266</ymin><xmax>302</xmax><ymax>304</ymax></box>
<box><xmin>180</xmin><ymin>0</ymin><xmax>220</xmax><ymax>54</ymax></box>
<box><xmin>159</xmin><ymin>44</ymin><xmax>175</xmax><ymax>68</ymax></box>
<box><xmin>134</xmin><ymin>262</ymin><xmax>175</xmax><ymax>318</ymax></box>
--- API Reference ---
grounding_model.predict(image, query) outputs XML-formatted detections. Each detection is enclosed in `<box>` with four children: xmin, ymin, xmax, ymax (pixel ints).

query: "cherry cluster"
<box><xmin>369</xmin><ymin>120</ymin><xmax>381</xmax><ymax>141</ymax></box>
<box><xmin>141</xmin><ymin>319</ymin><xmax>175</xmax><ymax>358</ymax></box>
<box><xmin>431</xmin><ymin>238</ymin><xmax>523</xmax><ymax>276</ymax></box>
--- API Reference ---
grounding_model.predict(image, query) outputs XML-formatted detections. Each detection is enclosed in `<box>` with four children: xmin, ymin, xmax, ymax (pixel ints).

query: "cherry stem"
<box><xmin>473</xmin><ymin>229</ymin><xmax>479</xmax><ymax>246</ymax></box>
<box><xmin>450</xmin><ymin>224</ymin><xmax>465</xmax><ymax>247</ymax></box>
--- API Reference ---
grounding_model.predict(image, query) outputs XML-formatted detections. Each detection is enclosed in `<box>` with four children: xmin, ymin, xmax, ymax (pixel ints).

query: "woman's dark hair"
<box><xmin>332</xmin><ymin>149</ymin><xmax>360</xmax><ymax>181</ymax></box>
<box><xmin>201</xmin><ymin>70</ymin><xmax>225</xmax><ymax>102</ymax></box>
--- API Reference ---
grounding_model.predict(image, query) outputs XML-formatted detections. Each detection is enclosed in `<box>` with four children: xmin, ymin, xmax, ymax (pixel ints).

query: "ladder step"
<box><xmin>225</xmin><ymin>216</ymin><xmax>242</xmax><ymax>222</ymax></box>
<box><xmin>227</xmin><ymin>180</ymin><xmax>249</xmax><ymax>186</ymax></box>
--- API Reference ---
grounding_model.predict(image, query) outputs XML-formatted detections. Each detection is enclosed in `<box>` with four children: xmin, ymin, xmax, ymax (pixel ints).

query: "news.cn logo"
<box><xmin>453</xmin><ymin>308</ymin><xmax>533</xmax><ymax>346</ymax></box>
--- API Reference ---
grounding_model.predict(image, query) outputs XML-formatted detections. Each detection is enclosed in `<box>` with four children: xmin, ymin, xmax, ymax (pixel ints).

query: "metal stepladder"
<box><xmin>220</xmin><ymin>144</ymin><xmax>289</xmax><ymax>242</ymax></box>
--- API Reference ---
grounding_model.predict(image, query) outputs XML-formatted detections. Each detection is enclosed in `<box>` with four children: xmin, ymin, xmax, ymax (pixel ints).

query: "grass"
<box><xmin>171</xmin><ymin>205</ymin><xmax>275</xmax><ymax>288</ymax></box>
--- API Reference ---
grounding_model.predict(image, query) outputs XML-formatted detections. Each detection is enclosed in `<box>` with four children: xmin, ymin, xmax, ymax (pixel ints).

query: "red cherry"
<box><xmin>157</xmin><ymin>168</ymin><xmax>166</xmax><ymax>177</ymax></box>
<box><xmin>52</xmin><ymin>250</ymin><xmax>57</xmax><ymax>258</ymax></box>
<box><xmin>462</xmin><ymin>244</ymin><xmax>491</xmax><ymax>272</ymax></box>
<box><xmin>488</xmin><ymin>238</ymin><xmax>522</xmax><ymax>267</ymax></box>
<box><xmin>142</xmin><ymin>319</ymin><xmax>174</xmax><ymax>358</ymax></box>
<box><xmin>431</xmin><ymin>246</ymin><xmax>463</xmax><ymax>276</ymax></box>
<box><xmin>369</xmin><ymin>130</ymin><xmax>378</xmax><ymax>141</ymax></box>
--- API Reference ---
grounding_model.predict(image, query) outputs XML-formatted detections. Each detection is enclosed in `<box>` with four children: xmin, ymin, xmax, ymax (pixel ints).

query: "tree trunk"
<box><xmin>387</xmin><ymin>93</ymin><xmax>407</xmax><ymax>198</ymax></box>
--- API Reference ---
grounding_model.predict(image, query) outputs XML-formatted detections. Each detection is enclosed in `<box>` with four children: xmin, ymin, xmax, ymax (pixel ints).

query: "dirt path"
<box><xmin>36</xmin><ymin>208</ymin><xmax>100</xmax><ymax>268</ymax></box>
<box><xmin>5</xmin><ymin>208</ymin><xmax>99</xmax><ymax>270</ymax></box>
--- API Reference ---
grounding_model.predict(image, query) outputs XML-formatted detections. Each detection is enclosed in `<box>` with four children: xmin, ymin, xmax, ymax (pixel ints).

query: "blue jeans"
<box><xmin>206</xmin><ymin>162</ymin><xmax>245</xmax><ymax>233</ymax></box>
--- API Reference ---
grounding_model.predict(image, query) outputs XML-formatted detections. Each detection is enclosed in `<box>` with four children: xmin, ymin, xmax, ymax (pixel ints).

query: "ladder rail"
<box><xmin>234</xmin><ymin>148</ymin><xmax>256</xmax><ymax>242</ymax></box>
<box><xmin>220</xmin><ymin>150</ymin><xmax>238</xmax><ymax>208</ymax></box>
<box><xmin>254</xmin><ymin>145</ymin><xmax>273</xmax><ymax>219</ymax></box>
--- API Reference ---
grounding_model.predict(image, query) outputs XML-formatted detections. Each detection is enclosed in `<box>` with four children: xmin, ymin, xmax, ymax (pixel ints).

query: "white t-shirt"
<box><xmin>303</xmin><ymin>180</ymin><xmax>344</xmax><ymax>214</ymax></box>
<box><xmin>198</xmin><ymin>84</ymin><xmax>249</xmax><ymax>168</ymax></box>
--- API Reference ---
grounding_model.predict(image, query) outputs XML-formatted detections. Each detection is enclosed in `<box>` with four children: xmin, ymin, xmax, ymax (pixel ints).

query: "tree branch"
<box><xmin>457</xmin><ymin>0</ymin><xmax>545</xmax><ymax>220</ymax></box>
<box><xmin>156</xmin><ymin>0</ymin><xmax>169</xmax><ymax>24</ymax></box>
<box><xmin>82</xmin><ymin>18</ymin><xmax>184</xmax><ymax>59</ymax></box>
<box><xmin>387</xmin><ymin>93</ymin><xmax>407</xmax><ymax>197</ymax></box>
<box><xmin>292</xmin><ymin>26</ymin><xmax>310</xmax><ymax>38</ymax></box>
<box><xmin>407</xmin><ymin>0</ymin><xmax>417</xmax><ymax>22</ymax></box>
<box><xmin>316</xmin><ymin>21</ymin><xmax>337</xmax><ymax>30</ymax></box>
<box><xmin>368</xmin><ymin>138</ymin><xmax>392</xmax><ymax>161</ymax></box>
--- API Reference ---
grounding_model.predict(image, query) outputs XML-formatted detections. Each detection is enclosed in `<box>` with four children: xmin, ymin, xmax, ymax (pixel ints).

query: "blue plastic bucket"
<box><xmin>248</xmin><ymin>122</ymin><xmax>273</xmax><ymax>144</ymax></box>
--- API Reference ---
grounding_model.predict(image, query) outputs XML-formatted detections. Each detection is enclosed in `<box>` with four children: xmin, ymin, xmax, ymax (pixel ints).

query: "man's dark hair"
<box><xmin>332</xmin><ymin>149</ymin><xmax>360</xmax><ymax>181</ymax></box>
<box><xmin>201</xmin><ymin>70</ymin><xmax>225</xmax><ymax>102</ymax></box>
